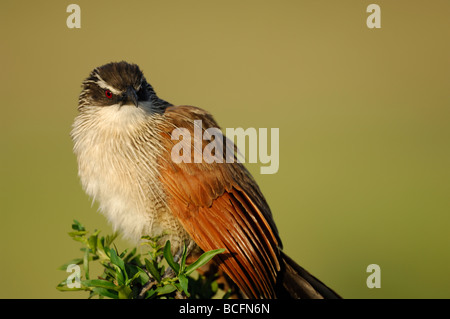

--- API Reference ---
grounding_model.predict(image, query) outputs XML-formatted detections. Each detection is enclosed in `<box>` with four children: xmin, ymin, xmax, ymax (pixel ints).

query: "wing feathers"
<box><xmin>158</xmin><ymin>105</ymin><xmax>281</xmax><ymax>298</ymax></box>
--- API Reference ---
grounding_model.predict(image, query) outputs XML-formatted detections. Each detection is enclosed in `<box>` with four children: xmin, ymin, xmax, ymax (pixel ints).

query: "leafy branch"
<box><xmin>57</xmin><ymin>220</ymin><xmax>228</xmax><ymax>299</ymax></box>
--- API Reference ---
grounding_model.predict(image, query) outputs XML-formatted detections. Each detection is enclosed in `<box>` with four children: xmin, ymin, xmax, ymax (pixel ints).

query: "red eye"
<box><xmin>105</xmin><ymin>90</ymin><xmax>113</xmax><ymax>99</ymax></box>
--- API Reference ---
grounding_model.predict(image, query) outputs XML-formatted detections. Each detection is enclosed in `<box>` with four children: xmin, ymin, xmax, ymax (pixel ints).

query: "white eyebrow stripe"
<box><xmin>135</xmin><ymin>83</ymin><xmax>142</xmax><ymax>91</ymax></box>
<box><xmin>136</xmin><ymin>78</ymin><xmax>145</xmax><ymax>91</ymax></box>
<box><xmin>94</xmin><ymin>73</ymin><xmax>122</xmax><ymax>95</ymax></box>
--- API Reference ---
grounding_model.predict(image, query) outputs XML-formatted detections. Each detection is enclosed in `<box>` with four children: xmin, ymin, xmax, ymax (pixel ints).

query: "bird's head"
<box><xmin>78</xmin><ymin>61</ymin><xmax>170</xmax><ymax>112</ymax></box>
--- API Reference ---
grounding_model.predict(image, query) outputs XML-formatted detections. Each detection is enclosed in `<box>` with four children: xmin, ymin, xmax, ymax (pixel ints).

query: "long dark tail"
<box><xmin>276</xmin><ymin>251</ymin><xmax>342</xmax><ymax>299</ymax></box>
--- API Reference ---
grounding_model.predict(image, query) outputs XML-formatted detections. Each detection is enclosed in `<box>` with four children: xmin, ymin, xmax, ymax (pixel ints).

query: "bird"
<box><xmin>71</xmin><ymin>61</ymin><xmax>341</xmax><ymax>299</ymax></box>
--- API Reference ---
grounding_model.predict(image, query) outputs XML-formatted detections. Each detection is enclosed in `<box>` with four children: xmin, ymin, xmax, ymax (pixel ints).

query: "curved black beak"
<box><xmin>123</xmin><ymin>86</ymin><xmax>139</xmax><ymax>107</ymax></box>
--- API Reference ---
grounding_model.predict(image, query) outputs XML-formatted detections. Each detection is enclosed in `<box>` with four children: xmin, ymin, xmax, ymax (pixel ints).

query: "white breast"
<box><xmin>71</xmin><ymin>104</ymin><xmax>168</xmax><ymax>243</ymax></box>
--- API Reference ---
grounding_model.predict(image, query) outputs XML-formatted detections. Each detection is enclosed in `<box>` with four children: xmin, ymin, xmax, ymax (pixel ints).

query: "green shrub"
<box><xmin>57</xmin><ymin>220</ymin><xmax>228</xmax><ymax>299</ymax></box>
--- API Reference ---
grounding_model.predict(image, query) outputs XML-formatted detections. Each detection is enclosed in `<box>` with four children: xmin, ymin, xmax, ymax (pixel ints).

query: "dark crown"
<box><xmin>93</xmin><ymin>61</ymin><xmax>145</xmax><ymax>92</ymax></box>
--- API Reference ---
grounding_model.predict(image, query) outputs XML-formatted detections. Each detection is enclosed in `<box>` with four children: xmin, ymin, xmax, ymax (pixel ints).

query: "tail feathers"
<box><xmin>277</xmin><ymin>252</ymin><xmax>342</xmax><ymax>299</ymax></box>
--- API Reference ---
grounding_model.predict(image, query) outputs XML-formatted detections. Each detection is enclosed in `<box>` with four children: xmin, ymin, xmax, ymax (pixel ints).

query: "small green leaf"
<box><xmin>71</xmin><ymin>236</ymin><xmax>88</xmax><ymax>245</ymax></box>
<box><xmin>83</xmin><ymin>248</ymin><xmax>90</xmax><ymax>280</ymax></box>
<box><xmin>185</xmin><ymin>248</ymin><xmax>225</xmax><ymax>275</ymax></box>
<box><xmin>138</xmin><ymin>270</ymin><xmax>150</xmax><ymax>286</ymax></box>
<box><xmin>68</xmin><ymin>230</ymin><xmax>88</xmax><ymax>237</ymax></box>
<box><xmin>178</xmin><ymin>274</ymin><xmax>190</xmax><ymax>297</ymax></box>
<box><xmin>72</xmin><ymin>220</ymin><xmax>85</xmax><ymax>231</ymax></box>
<box><xmin>155</xmin><ymin>284</ymin><xmax>176</xmax><ymax>295</ymax></box>
<box><xmin>88</xmin><ymin>234</ymin><xmax>98</xmax><ymax>254</ymax></box>
<box><xmin>81</xmin><ymin>279</ymin><xmax>117</xmax><ymax>290</ymax></box>
<box><xmin>109</xmin><ymin>248</ymin><xmax>125</xmax><ymax>272</ymax></box>
<box><xmin>145</xmin><ymin>258</ymin><xmax>161</xmax><ymax>282</ymax></box>
<box><xmin>163</xmin><ymin>241</ymin><xmax>180</xmax><ymax>274</ymax></box>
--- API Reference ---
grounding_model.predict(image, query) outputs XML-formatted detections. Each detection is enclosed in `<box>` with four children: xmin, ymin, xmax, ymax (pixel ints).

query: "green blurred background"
<box><xmin>1</xmin><ymin>0</ymin><xmax>449</xmax><ymax>298</ymax></box>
